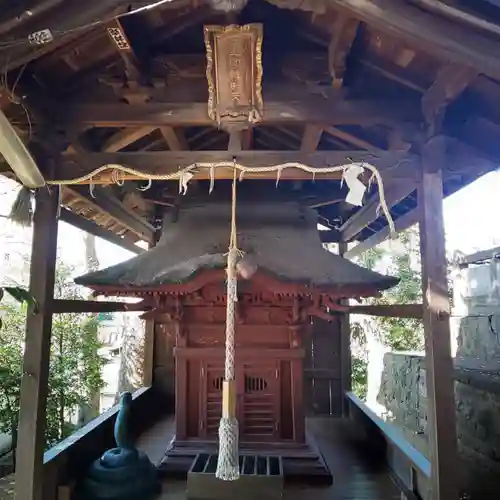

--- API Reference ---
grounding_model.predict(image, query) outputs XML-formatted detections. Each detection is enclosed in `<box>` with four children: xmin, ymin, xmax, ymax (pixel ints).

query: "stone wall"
<box><xmin>377</xmin><ymin>259</ymin><xmax>500</xmax><ymax>497</ymax></box>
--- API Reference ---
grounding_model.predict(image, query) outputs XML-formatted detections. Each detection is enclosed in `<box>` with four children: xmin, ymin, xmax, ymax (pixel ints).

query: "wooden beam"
<box><xmin>344</xmin><ymin>136</ymin><xmax>498</xmax><ymax>256</ymax></box>
<box><xmin>348</xmin><ymin>303</ymin><xmax>423</xmax><ymax>319</ymax></box>
<box><xmin>55</xmin><ymin>150</ymin><xmax>419</xmax><ymax>183</ymax></box>
<box><xmin>71</xmin><ymin>187</ymin><xmax>155</xmax><ymax>243</ymax></box>
<box><xmin>344</xmin><ymin>206</ymin><xmax>418</xmax><ymax>259</ymax></box>
<box><xmin>300</xmin><ymin>124</ymin><xmax>323</xmax><ymax>152</ymax></box>
<box><xmin>422</xmin><ymin>63</ymin><xmax>477</xmax><ymax>135</ymax></box>
<box><xmin>0</xmin><ymin>0</ymin><xmax>65</xmax><ymax>36</ymax></box>
<box><xmin>324</xmin><ymin>126</ymin><xmax>384</xmax><ymax>151</ymax></box>
<box><xmin>86</xmin><ymin>188</ymin><xmax>153</xmax><ymax>242</ymax></box>
<box><xmin>15</xmin><ymin>186</ymin><xmax>59</xmax><ymax>500</ymax></box>
<box><xmin>242</xmin><ymin>128</ymin><xmax>254</xmax><ymax>150</ymax></box>
<box><xmin>106</xmin><ymin>18</ymin><xmax>142</xmax><ymax>82</ymax></box>
<box><xmin>227</xmin><ymin>130</ymin><xmax>243</xmax><ymax>154</ymax></box>
<box><xmin>59</xmin><ymin>207</ymin><xmax>144</xmax><ymax>254</ymax></box>
<box><xmin>52</xmin><ymin>298</ymin><xmax>149</xmax><ymax>314</ymax></box>
<box><xmin>328</xmin><ymin>14</ymin><xmax>360</xmax><ymax>90</ymax></box>
<box><xmin>319</xmin><ymin>230</ymin><xmax>341</xmax><ymax>243</ymax></box>
<box><xmin>0</xmin><ymin>2</ymin><xmax>137</xmax><ymax>72</ymax></box>
<box><xmin>62</xmin><ymin>88</ymin><xmax>419</xmax><ymax>129</ymax></box>
<box><xmin>340</xmin><ymin>180</ymin><xmax>417</xmax><ymax>242</ymax></box>
<box><xmin>102</xmin><ymin>126</ymin><xmax>156</xmax><ymax>152</ymax></box>
<box><xmin>160</xmin><ymin>126</ymin><xmax>188</xmax><ymax>150</ymax></box>
<box><xmin>418</xmin><ymin>139</ymin><xmax>459</xmax><ymax>500</ymax></box>
<box><xmin>142</xmin><ymin>240</ymin><xmax>157</xmax><ymax>388</ymax></box>
<box><xmin>327</xmin><ymin>0</ymin><xmax>500</xmax><ymax>80</ymax></box>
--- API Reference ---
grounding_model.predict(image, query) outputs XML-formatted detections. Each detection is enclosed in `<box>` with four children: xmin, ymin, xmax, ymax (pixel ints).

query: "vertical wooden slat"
<box><xmin>310</xmin><ymin>317</ymin><xmax>342</xmax><ymax>415</ymax></box>
<box><xmin>15</xmin><ymin>186</ymin><xmax>60</xmax><ymax>500</ymax></box>
<box><xmin>339</xmin><ymin>241</ymin><xmax>352</xmax><ymax>416</ymax></box>
<box><xmin>175</xmin><ymin>358</ymin><xmax>188</xmax><ymax>439</ymax></box>
<box><xmin>291</xmin><ymin>359</ymin><xmax>305</xmax><ymax>442</ymax></box>
<box><xmin>303</xmin><ymin>323</ymin><xmax>314</xmax><ymax>416</ymax></box>
<box><xmin>419</xmin><ymin>138</ymin><xmax>459</xmax><ymax>500</ymax></box>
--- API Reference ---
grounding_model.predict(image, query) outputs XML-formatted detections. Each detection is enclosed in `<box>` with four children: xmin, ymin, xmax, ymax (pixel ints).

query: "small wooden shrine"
<box><xmin>75</xmin><ymin>200</ymin><xmax>397</xmax><ymax>480</ymax></box>
<box><xmin>5</xmin><ymin>0</ymin><xmax>500</xmax><ymax>497</ymax></box>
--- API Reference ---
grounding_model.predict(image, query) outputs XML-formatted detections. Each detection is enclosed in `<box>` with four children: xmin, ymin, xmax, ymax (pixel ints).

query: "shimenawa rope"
<box><xmin>40</xmin><ymin>160</ymin><xmax>396</xmax><ymax>238</ymax></box>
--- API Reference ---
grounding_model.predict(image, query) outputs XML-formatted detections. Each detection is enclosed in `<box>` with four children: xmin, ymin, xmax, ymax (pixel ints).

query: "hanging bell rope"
<box><xmin>215</xmin><ymin>167</ymin><xmax>241</xmax><ymax>481</ymax></box>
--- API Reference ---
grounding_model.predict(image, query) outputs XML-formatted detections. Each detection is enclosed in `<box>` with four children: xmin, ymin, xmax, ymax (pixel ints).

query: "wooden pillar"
<box><xmin>142</xmin><ymin>239</ymin><xmax>158</xmax><ymax>387</ymax></box>
<box><xmin>15</xmin><ymin>186</ymin><xmax>60</xmax><ymax>500</ymax></box>
<box><xmin>143</xmin><ymin>318</ymin><xmax>155</xmax><ymax>387</ymax></box>
<box><xmin>418</xmin><ymin>138</ymin><xmax>459</xmax><ymax>500</ymax></box>
<box><xmin>339</xmin><ymin>241</ymin><xmax>352</xmax><ymax>416</ymax></box>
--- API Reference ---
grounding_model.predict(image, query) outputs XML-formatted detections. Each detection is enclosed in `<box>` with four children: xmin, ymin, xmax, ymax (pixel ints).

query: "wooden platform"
<box><xmin>137</xmin><ymin>416</ymin><xmax>401</xmax><ymax>500</ymax></box>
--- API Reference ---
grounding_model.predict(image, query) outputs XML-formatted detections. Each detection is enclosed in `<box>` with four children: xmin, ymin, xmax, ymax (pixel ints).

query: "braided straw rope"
<box><xmin>215</xmin><ymin>168</ymin><xmax>241</xmax><ymax>481</ymax></box>
<box><xmin>45</xmin><ymin>160</ymin><xmax>396</xmax><ymax>237</ymax></box>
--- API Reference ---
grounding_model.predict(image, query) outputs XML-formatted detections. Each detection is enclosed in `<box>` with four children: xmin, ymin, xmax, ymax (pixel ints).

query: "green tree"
<box><xmin>0</xmin><ymin>260</ymin><xmax>107</xmax><ymax>456</ymax></box>
<box><xmin>350</xmin><ymin>227</ymin><xmax>424</xmax><ymax>398</ymax></box>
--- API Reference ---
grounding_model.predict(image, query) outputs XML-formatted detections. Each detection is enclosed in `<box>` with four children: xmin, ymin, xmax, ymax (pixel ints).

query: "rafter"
<box><xmin>300</xmin><ymin>124</ymin><xmax>323</xmax><ymax>152</ymax></box>
<box><xmin>324</xmin><ymin>0</ymin><xmax>500</xmax><ymax>79</ymax></box>
<box><xmin>421</xmin><ymin>63</ymin><xmax>477</xmax><ymax>135</ymax></box>
<box><xmin>106</xmin><ymin>18</ymin><xmax>142</xmax><ymax>82</ymax></box>
<box><xmin>0</xmin><ymin>1</ymin><xmax>142</xmax><ymax>72</ymax></box>
<box><xmin>340</xmin><ymin>180</ymin><xmax>417</xmax><ymax>242</ymax></box>
<box><xmin>344</xmin><ymin>136</ymin><xmax>497</xmax><ymax>256</ymax></box>
<box><xmin>71</xmin><ymin>186</ymin><xmax>155</xmax><ymax>243</ymax></box>
<box><xmin>102</xmin><ymin>126</ymin><xmax>157</xmax><ymax>152</ymax></box>
<box><xmin>323</xmin><ymin>126</ymin><xmax>383</xmax><ymax>152</ymax></box>
<box><xmin>328</xmin><ymin>14</ymin><xmax>359</xmax><ymax>90</ymax></box>
<box><xmin>160</xmin><ymin>126</ymin><xmax>189</xmax><ymax>150</ymax></box>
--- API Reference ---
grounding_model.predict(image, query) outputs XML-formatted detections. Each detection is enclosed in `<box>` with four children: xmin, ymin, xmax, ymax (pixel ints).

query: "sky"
<box><xmin>1</xmin><ymin>169</ymin><xmax>500</xmax><ymax>278</ymax></box>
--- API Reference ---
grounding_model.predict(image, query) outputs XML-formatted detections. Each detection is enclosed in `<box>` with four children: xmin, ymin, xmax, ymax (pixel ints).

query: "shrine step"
<box><xmin>186</xmin><ymin>454</ymin><xmax>283</xmax><ymax>500</ymax></box>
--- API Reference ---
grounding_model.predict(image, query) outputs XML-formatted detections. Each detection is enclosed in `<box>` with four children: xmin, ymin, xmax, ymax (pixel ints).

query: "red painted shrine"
<box><xmin>76</xmin><ymin>201</ymin><xmax>397</xmax><ymax>480</ymax></box>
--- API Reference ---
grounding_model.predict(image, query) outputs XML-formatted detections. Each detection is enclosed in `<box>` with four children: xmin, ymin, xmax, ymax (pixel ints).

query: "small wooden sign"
<box><xmin>204</xmin><ymin>24</ymin><xmax>263</xmax><ymax>130</ymax></box>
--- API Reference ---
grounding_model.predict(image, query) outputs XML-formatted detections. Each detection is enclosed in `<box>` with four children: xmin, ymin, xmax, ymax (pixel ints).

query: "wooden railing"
<box><xmin>345</xmin><ymin>392</ymin><xmax>431</xmax><ymax>500</ymax></box>
<box><xmin>41</xmin><ymin>386</ymin><xmax>172</xmax><ymax>500</ymax></box>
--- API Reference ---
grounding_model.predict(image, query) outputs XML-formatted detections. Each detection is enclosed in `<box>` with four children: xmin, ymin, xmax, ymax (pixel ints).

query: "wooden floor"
<box><xmin>137</xmin><ymin>416</ymin><xmax>401</xmax><ymax>500</ymax></box>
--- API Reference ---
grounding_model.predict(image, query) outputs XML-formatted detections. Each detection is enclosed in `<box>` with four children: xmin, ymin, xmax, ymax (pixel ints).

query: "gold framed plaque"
<box><xmin>204</xmin><ymin>24</ymin><xmax>263</xmax><ymax>129</ymax></box>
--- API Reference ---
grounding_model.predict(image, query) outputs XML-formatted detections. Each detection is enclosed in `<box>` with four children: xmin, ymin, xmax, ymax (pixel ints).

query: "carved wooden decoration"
<box><xmin>204</xmin><ymin>24</ymin><xmax>263</xmax><ymax>130</ymax></box>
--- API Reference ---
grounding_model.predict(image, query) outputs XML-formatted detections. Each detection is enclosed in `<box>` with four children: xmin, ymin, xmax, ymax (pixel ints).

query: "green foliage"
<box><xmin>0</xmin><ymin>286</ymin><xmax>37</xmax><ymax>330</ymax></box>
<box><xmin>0</xmin><ymin>261</ymin><xmax>107</xmax><ymax>451</ymax></box>
<box><xmin>351</xmin><ymin>358</ymin><xmax>368</xmax><ymax>400</ymax></box>
<box><xmin>350</xmin><ymin>227</ymin><xmax>424</xmax><ymax>395</ymax></box>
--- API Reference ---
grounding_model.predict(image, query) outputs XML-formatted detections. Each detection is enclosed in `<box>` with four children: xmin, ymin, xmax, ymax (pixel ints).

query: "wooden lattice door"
<box><xmin>239</xmin><ymin>360</ymin><xmax>281</xmax><ymax>440</ymax></box>
<box><xmin>198</xmin><ymin>358</ymin><xmax>281</xmax><ymax>441</ymax></box>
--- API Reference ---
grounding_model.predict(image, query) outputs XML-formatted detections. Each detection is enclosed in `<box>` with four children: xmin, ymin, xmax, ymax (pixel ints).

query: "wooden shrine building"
<box><xmin>74</xmin><ymin>200</ymin><xmax>397</xmax><ymax>480</ymax></box>
<box><xmin>2</xmin><ymin>0</ymin><xmax>500</xmax><ymax>500</ymax></box>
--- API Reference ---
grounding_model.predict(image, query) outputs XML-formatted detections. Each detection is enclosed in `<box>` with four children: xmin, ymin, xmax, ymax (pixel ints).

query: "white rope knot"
<box><xmin>216</xmin><ymin>417</ymin><xmax>240</xmax><ymax>480</ymax></box>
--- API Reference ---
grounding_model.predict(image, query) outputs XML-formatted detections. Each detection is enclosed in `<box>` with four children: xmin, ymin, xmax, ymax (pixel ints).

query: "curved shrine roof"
<box><xmin>75</xmin><ymin>201</ymin><xmax>398</xmax><ymax>297</ymax></box>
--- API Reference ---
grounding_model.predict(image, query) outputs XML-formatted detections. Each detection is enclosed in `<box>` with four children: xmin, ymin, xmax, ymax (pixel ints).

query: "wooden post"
<box><xmin>339</xmin><ymin>241</ymin><xmax>352</xmax><ymax>416</ymax></box>
<box><xmin>142</xmin><ymin>318</ymin><xmax>155</xmax><ymax>387</ymax></box>
<box><xmin>15</xmin><ymin>186</ymin><xmax>60</xmax><ymax>500</ymax></box>
<box><xmin>142</xmin><ymin>231</ymin><xmax>159</xmax><ymax>387</ymax></box>
<box><xmin>418</xmin><ymin>139</ymin><xmax>459</xmax><ymax>500</ymax></box>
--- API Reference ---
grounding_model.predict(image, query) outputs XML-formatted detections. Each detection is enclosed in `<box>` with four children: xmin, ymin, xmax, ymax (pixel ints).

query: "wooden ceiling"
<box><xmin>1</xmin><ymin>0</ymin><xmax>500</xmax><ymax>254</ymax></box>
